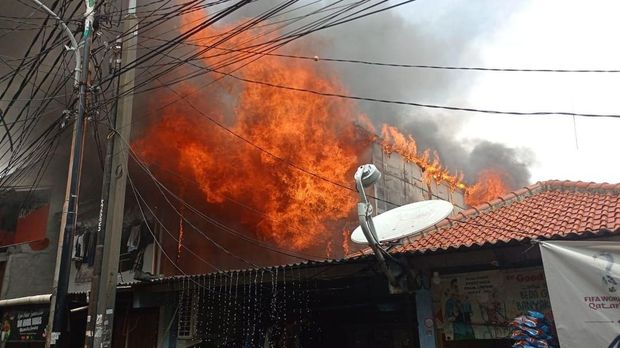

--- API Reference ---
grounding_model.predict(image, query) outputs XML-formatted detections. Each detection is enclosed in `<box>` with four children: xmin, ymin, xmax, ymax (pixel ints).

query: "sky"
<box><xmin>460</xmin><ymin>0</ymin><xmax>620</xmax><ymax>183</ymax></box>
<box><xmin>401</xmin><ymin>0</ymin><xmax>620</xmax><ymax>183</ymax></box>
<box><xmin>309</xmin><ymin>0</ymin><xmax>620</xmax><ymax>185</ymax></box>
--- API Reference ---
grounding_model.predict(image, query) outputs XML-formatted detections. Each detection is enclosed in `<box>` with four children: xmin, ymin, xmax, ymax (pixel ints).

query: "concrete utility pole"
<box><xmin>86</xmin><ymin>1</ymin><xmax>138</xmax><ymax>346</ymax></box>
<box><xmin>83</xmin><ymin>36</ymin><xmax>121</xmax><ymax>348</ymax></box>
<box><xmin>45</xmin><ymin>0</ymin><xmax>95</xmax><ymax>347</ymax></box>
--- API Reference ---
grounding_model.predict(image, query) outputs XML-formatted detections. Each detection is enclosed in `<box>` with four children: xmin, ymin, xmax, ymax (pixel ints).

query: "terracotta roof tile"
<box><xmin>393</xmin><ymin>180</ymin><xmax>620</xmax><ymax>254</ymax></box>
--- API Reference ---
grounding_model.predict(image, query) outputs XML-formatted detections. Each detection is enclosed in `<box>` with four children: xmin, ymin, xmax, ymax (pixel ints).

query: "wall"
<box><xmin>370</xmin><ymin>143</ymin><xmax>466</xmax><ymax>214</ymax></box>
<box><xmin>0</xmin><ymin>184</ymin><xmax>64</xmax><ymax>299</ymax></box>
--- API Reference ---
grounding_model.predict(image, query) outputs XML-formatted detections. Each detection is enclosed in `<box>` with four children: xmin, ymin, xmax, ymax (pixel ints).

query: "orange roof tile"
<box><xmin>391</xmin><ymin>180</ymin><xmax>620</xmax><ymax>254</ymax></box>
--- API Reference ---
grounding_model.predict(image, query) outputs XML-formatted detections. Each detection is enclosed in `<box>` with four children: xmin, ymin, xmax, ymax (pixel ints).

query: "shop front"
<box><xmin>431</xmin><ymin>266</ymin><xmax>551</xmax><ymax>348</ymax></box>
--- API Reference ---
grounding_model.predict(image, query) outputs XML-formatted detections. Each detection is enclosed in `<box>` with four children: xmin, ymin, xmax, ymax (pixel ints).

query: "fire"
<box><xmin>465</xmin><ymin>169</ymin><xmax>511</xmax><ymax>206</ymax></box>
<box><xmin>177</xmin><ymin>213</ymin><xmax>184</xmax><ymax>263</ymax></box>
<box><xmin>342</xmin><ymin>228</ymin><xmax>351</xmax><ymax>256</ymax></box>
<box><xmin>326</xmin><ymin>239</ymin><xmax>334</xmax><ymax>259</ymax></box>
<box><xmin>369</xmin><ymin>124</ymin><xmax>513</xmax><ymax>206</ymax></box>
<box><xmin>134</xmin><ymin>11</ymin><xmax>513</xmax><ymax>261</ymax></box>
<box><xmin>379</xmin><ymin>125</ymin><xmax>466</xmax><ymax>190</ymax></box>
<box><xmin>134</xmin><ymin>12</ymin><xmax>369</xmax><ymax>254</ymax></box>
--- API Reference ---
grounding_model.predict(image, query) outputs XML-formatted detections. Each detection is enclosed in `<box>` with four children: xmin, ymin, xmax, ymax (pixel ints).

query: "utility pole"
<box><xmin>83</xmin><ymin>36</ymin><xmax>121</xmax><ymax>348</ymax></box>
<box><xmin>86</xmin><ymin>1</ymin><xmax>138</xmax><ymax>346</ymax></box>
<box><xmin>46</xmin><ymin>0</ymin><xmax>95</xmax><ymax>347</ymax></box>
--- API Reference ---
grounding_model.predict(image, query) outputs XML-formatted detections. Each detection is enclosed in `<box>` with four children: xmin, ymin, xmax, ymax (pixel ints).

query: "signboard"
<box><xmin>433</xmin><ymin>267</ymin><xmax>552</xmax><ymax>340</ymax></box>
<box><xmin>1</xmin><ymin>307</ymin><xmax>48</xmax><ymax>342</ymax></box>
<box><xmin>540</xmin><ymin>241</ymin><xmax>620</xmax><ymax>348</ymax></box>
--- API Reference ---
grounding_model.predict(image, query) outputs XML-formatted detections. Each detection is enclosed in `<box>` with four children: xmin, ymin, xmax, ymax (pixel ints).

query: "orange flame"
<box><xmin>342</xmin><ymin>228</ymin><xmax>351</xmax><ymax>256</ymax></box>
<box><xmin>379</xmin><ymin>125</ymin><xmax>465</xmax><ymax>190</ymax></box>
<box><xmin>135</xmin><ymin>11</ymin><xmax>513</xmax><ymax>262</ymax></box>
<box><xmin>177</xmin><ymin>214</ymin><xmax>184</xmax><ymax>263</ymax></box>
<box><xmin>369</xmin><ymin>125</ymin><xmax>512</xmax><ymax>205</ymax></box>
<box><xmin>326</xmin><ymin>239</ymin><xmax>334</xmax><ymax>259</ymax></box>
<box><xmin>464</xmin><ymin>169</ymin><xmax>511</xmax><ymax>206</ymax></box>
<box><xmin>134</xmin><ymin>12</ymin><xmax>371</xmax><ymax>254</ymax></box>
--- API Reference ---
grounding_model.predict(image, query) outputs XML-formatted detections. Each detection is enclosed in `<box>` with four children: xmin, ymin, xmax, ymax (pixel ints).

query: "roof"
<box><xmin>389</xmin><ymin>180</ymin><xmax>620</xmax><ymax>254</ymax></box>
<box><xmin>128</xmin><ymin>180</ymin><xmax>620</xmax><ymax>286</ymax></box>
<box><xmin>122</xmin><ymin>256</ymin><xmax>371</xmax><ymax>287</ymax></box>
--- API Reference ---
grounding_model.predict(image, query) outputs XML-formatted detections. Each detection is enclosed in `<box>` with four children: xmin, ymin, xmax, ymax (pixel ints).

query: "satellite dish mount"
<box><xmin>353</xmin><ymin>164</ymin><xmax>453</xmax><ymax>293</ymax></box>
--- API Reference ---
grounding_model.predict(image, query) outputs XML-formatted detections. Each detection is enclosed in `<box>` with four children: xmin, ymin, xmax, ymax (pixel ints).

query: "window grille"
<box><xmin>177</xmin><ymin>289</ymin><xmax>197</xmax><ymax>339</ymax></box>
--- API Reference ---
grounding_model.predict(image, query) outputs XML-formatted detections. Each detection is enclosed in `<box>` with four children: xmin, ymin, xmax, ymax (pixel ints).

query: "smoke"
<box><xmin>466</xmin><ymin>141</ymin><xmax>533</xmax><ymax>188</ymax></box>
<box><xmin>396</xmin><ymin>114</ymin><xmax>534</xmax><ymax>187</ymax></box>
<box><xmin>308</xmin><ymin>1</ymin><xmax>534</xmax><ymax>187</ymax></box>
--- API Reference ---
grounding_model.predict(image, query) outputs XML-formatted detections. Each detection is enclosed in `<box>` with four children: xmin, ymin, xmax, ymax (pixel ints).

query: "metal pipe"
<box><xmin>70</xmin><ymin>305</ymin><xmax>88</xmax><ymax>313</ymax></box>
<box><xmin>31</xmin><ymin>0</ymin><xmax>81</xmax><ymax>86</ymax></box>
<box><xmin>0</xmin><ymin>294</ymin><xmax>51</xmax><ymax>307</ymax></box>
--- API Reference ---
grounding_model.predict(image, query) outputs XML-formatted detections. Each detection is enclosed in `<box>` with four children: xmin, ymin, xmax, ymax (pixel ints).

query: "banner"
<box><xmin>0</xmin><ymin>307</ymin><xmax>48</xmax><ymax>342</ymax></box>
<box><xmin>433</xmin><ymin>267</ymin><xmax>552</xmax><ymax>340</ymax></box>
<box><xmin>540</xmin><ymin>241</ymin><xmax>620</xmax><ymax>348</ymax></box>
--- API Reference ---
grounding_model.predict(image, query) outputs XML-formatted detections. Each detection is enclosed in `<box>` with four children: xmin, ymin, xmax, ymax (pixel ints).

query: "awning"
<box><xmin>0</xmin><ymin>294</ymin><xmax>51</xmax><ymax>307</ymax></box>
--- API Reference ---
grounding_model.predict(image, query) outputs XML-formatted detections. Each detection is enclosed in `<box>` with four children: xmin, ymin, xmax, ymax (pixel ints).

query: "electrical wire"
<box><xmin>144</xmin><ymin>40</ymin><xmax>620</xmax><ymax>74</ymax></box>
<box><xmin>96</xmin><ymin>0</ymin><xmax>411</xmax><ymax>99</ymax></box>
<box><xmin>127</xmin><ymin>174</ymin><xmax>238</xmax><ymax>289</ymax></box>
<box><xmin>106</xmin><ymin>120</ymin><xmax>328</xmax><ymax>262</ymax></box>
<box><xmin>209</xmin><ymin>68</ymin><xmax>620</xmax><ymax>119</ymax></box>
<box><xmin>127</xmin><ymin>173</ymin><xmax>229</xmax><ymax>272</ymax></box>
<box><xmin>127</xmin><ymin>149</ymin><xmax>328</xmax><ymax>261</ymax></box>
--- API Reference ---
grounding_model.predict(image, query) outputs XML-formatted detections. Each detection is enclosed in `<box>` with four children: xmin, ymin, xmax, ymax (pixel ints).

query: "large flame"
<box><xmin>374</xmin><ymin>126</ymin><xmax>512</xmax><ymax>205</ymax></box>
<box><xmin>379</xmin><ymin>125</ymin><xmax>465</xmax><ymax>190</ymax></box>
<box><xmin>135</xmin><ymin>12</ymin><xmax>370</xmax><ymax>253</ymax></box>
<box><xmin>464</xmin><ymin>169</ymin><xmax>511</xmax><ymax>206</ymax></box>
<box><xmin>134</xmin><ymin>11</ymin><xmax>513</xmax><ymax>260</ymax></box>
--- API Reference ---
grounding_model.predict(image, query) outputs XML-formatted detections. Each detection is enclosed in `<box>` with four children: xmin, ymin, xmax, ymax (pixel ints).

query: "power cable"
<box><xmin>126</xmin><ymin>148</ymin><xmax>328</xmax><ymax>261</ymax></box>
<box><xmin>127</xmin><ymin>173</ymin><xmax>228</xmax><ymax>272</ymax></box>
<box><xmin>147</xmin><ymin>41</ymin><xmax>620</xmax><ymax>73</ymax></box>
<box><xmin>127</xmin><ymin>175</ymin><xmax>237</xmax><ymax>288</ymax></box>
<box><xmin>96</xmin><ymin>0</ymin><xmax>400</xmax><ymax>96</ymax></box>
<box><xmin>209</xmin><ymin>68</ymin><xmax>620</xmax><ymax>119</ymax></box>
<box><xmin>108</xmin><ymin>118</ymin><xmax>328</xmax><ymax>261</ymax></box>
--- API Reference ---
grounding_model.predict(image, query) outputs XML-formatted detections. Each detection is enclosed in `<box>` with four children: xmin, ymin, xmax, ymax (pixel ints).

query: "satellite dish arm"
<box><xmin>354</xmin><ymin>164</ymin><xmax>399</xmax><ymax>288</ymax></box>
<box><xmin>356</xmin><ymin>201</ymin><xmax>398</xmax><ymax>287</ymax></box>
<box><xmin>355</xmin><ymin>179</ymin><xmax>380</xmax><ymax>243</ymax></box>
<box><xmin>357</xmin><ymin>203</ymin><xmax>380</xmax><ymax>246</ymax></box>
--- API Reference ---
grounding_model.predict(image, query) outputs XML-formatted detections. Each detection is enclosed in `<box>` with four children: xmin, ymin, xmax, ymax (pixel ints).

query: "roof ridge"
<box><xmin>442</xmin><ymin>179</ymin><xmax>620</xmax><ymax>227</ymax></box>
<box><xmin>540</xmin><ymin>180</ymin><xmax>620</xmax><ymax>195</ymax></box>
<box><xmin>434</xmin><ymin>182</ymin><xmax>544</xmax><ymax>228</ymax></box>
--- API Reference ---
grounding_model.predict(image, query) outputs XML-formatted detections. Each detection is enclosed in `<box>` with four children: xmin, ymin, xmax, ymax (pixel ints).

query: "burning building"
<box><xmin>132</xmin><ymin>120</ymin><xmax>472</xmax><ymax>274</ymax></box>
<box><xmin>128</xmin><ymin>9</ymin><xmax>517</xmax><ymax>274</ymax></box>
<box><xmin>368</xmin><ymin>141</ymin><xmax>466</xmax><ymax>215</ymax></box>
<box><xmin>0</xmin><ymin>5</ymin><xmax>531</xmax><ymax>347</ymax></box>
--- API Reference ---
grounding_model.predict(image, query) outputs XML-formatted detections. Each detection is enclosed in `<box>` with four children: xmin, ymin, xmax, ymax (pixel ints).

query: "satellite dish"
<box><xmin>354</xmin><ymin>164</ymin><xmax>381</xmax><ymax>188</ymax></box>
<box><xmin>351</xmin><ymin>200</ymin><xmax>453</xmax><ymax>244</ymax></box>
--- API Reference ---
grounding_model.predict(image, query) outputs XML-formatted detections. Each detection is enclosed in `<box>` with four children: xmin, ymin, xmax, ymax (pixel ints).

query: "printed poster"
<box><xmin>1</xmin><ymin>307</ymin><xmax>48</xmax><ymax>342</ymax></box>
<box><xmin>540</xmin><ymin>241</ymin><xmax>620</xmax><ymax>348</ymax></box>
<box><xmin>433</xmin><ymin>267</ymin><xmax>552</xmax><ymax>340</ymax></box>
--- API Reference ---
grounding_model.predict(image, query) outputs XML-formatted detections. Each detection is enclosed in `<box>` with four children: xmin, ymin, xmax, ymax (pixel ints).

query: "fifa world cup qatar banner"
<box><xmin>540</xmin><ymin>241</ymin><xmax>620</xmax><ymax>348</ymax></box>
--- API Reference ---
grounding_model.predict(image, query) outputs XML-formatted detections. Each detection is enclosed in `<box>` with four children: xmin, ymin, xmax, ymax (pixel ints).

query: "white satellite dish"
<box><xmin>351</xmin><ymin>200</ymin><xmax>453</xmax><ymax>244</ymax></box>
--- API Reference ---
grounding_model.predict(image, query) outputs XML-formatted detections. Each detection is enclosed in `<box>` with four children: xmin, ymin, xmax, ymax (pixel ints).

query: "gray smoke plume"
<box><xmin>396</xmin><ymin>114</ymin><xmax>534</xmax><ymax>187</ymax></box>
<box><xmin>308</xmin><ymin>1</ymin><xmax>534</xmax><ymax>187</ymax></box>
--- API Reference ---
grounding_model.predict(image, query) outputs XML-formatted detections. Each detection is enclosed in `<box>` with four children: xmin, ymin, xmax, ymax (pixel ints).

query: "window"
<box><xmin>177</xmin><ymin>289</ymin><xmax>198</xmax><ymax>339</ymax></box>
